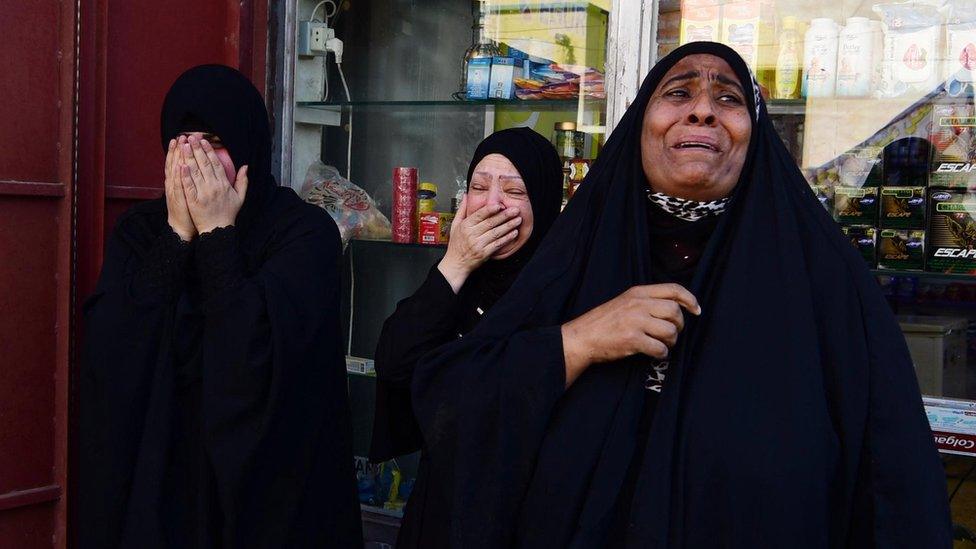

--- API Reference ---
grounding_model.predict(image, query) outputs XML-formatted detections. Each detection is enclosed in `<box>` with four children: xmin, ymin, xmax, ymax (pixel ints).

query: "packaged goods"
<box><xmin>465</xmin><ymin>57</ymin><xmax>492</xmax><ymax>100</ymax></box>
<box><xmin>301</xmin><ymin>162</ymin><xmax>392</xmax><ymax>248</ymax></box>
<box><xmin>418</xmin><ymin>212</ymin><xmax>454</xmax><ymax>246</ymax></box>
<box><xmin>392</xmin><ymin>167</ymin><xmax>418</xmax><ymax>243</ymax></box>
<box><xmin>417</xmin><ymin>182</ymin><xmax>437</xmax><ymax>214</ymax></box>
<box><xmin>838</xmin><ymin>146</ymin><xmax>884</xmax><ymax>188</ymax></box>
<box><xmin>883</xmin><ymin>136</ymin><xmax>931</xmax><ymax>187</ymax></box>
<box><xmin>489</xmin><ymin>57</ymin><xmax>524</xmax><ymax>100</ymax></box>
<box><xmin>878</xmin><ymin>229</ymin><xmax>926</xmax><ymax>270</ymax></box>
<box><xmin>942</xmin><ymin>0</ymin><xmax>976</xmax><ymax>89</ymax></box>
<box><xmin>873</xmin><ymin>3</ymin><xmax>942</xmax><ymax>98</ymax></box>
<box><xmin>804</xmin><ymin>18</ymin><xmax>840</xmax><ymax>98</ymax></box>
<box><xmin>836</xmin><ymin>17</ymin><xmax>876</xmax><ymax>97</ymax></box>
<box><xmin>927</xmin><ymin>189</ymin><xmax>976</xmax><ymax>273</ymax></box>
<box><xmin>929</xmin><ymin>100</ymin><xmax>976</xmax><ymax>190</ymax></box>
<box><xmin>774</xmin><ymin>16</ymin><xmax>802</xmax><ymax>99</ymax></box>
<box><xmin>881</xmin><ymin>187</ymin><xmax>927</xmax><ymax>228</ymax></box>
<box><xmin>842</xmin><ymin>225</ymin><xmax>878</xmax><ymax>267</ymax></box>
<box><xmin>834</xmin><ymin>186</ymin><xmax>880</xmax><ymax>225</ymax></box>
<box><xmin>810</xmin><ymin>184</ymin><xmax>834</xmax><ymax>213</ymax></box>
<box><xmin>679</xmin><ymin>0</ymin><xmax>721</xmax><ymax>44</ymax></box>
<box><xmin>721</xmin><ymin>0</ymin><xmax>775</xmax><ymax>71</ymax></box>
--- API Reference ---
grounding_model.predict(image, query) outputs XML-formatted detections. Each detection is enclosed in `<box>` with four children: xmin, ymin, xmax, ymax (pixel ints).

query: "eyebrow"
<box><xmin>473</xmin><ymin>171</ymin><xmax>523</xmax><ymax>181</ymax></box>
<box><xmin>661</xmin><ymin>70</ymin><xmax>745</xmax><ymax>95</ymax></box>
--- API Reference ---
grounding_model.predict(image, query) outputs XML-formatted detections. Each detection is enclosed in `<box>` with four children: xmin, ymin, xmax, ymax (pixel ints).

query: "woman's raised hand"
<box><xmin>164</xmin><ymin>137</ymin><xmax>197</xmax><ymax>242</ymax></box>
<box><xmin>437</xmin><ymin>194</ymin><xmax>522</xmax><ymax>293</ymax></box>
<box><xmin>178</xmin><ymin>135</ymin><xmax>248</xmax><ymax>235</ymax></box>
<box><xmin>561</xmin><ymin>284</ymin><xmax>701</xmax><ymax>387</ymax></box>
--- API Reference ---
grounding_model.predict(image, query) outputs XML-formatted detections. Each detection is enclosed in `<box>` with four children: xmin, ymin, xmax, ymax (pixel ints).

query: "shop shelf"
<box><xmin>298</xmin><ymin>98</ymin><xmax>605</xmax><ymax>109</ymax></box>
<box><xmin>873</xmin><ymin>269</ymin><xmax>976</xmax><ymax>282</ymax></box>
<box><xmin>352</xmin><ymin>238</ymin><xmax>447</xmax><ymax>250</ymax></box>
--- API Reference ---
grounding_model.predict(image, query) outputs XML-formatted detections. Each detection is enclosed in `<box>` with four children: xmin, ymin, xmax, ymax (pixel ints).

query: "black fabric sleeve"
<box><xmin>195</xmin><ymin>214</ymin><xmax>362</xmax><ymax>548</ymax></box>
<box><xmin>370</xmin><ymin>264</ymin><xmax>461</xmax><ymax>461</ymax></box>
<box><xmin>411</xmin><ymin>326</ymin><xmax>567</xmax><ymax>548</ymax></box>
<box><xmin>130</xmin><ymin>226</ymin><xmax>192</xmax><ymax>303</ymax></box>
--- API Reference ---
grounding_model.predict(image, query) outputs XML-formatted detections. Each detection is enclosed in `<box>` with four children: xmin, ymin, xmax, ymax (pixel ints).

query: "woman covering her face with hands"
<box><xmin>370</xmin><ymin>128</ymin><xmax>564</xmax><ymax>549</ymax></box>
<box><xmin>78</xmin><ymin>65</ymin><xmax>361</xmax><ymax>549</ymax></box>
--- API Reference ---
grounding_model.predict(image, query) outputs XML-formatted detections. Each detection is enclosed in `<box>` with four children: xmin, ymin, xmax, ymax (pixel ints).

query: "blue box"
<box><xmin>489</xmin><ymin>57</ymin><xmax>524</xmax><ymax>100</ymax></box>
<box><xmin>465</xmin><ymin>57</ymin><xmax>492</xmax><ymax>100</ymax></box>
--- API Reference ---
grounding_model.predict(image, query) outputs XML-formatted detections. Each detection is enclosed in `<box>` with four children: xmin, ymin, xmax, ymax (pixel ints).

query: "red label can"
<box><xmin>392</xmin><ymin>167</ymin><xmax>418</xmax><ymax>243</ymax></box>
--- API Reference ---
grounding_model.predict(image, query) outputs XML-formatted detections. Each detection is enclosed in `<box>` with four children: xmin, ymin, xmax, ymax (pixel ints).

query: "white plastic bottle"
<box><xmin>869</xmin><ymin>20</ymin><xmax>884</xmax><ymax>97</ymax></box>
<box><xmin>804</xmin><ymin>18</ymin><xmax>839</xmax><ymax>98</ymax></box>
<box><xmin>836</xmin><ymin>17</ymin><xmax>875</xmax><ymax>97</ymax></box>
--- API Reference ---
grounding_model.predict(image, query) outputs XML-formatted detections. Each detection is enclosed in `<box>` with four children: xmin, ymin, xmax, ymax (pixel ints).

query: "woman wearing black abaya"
<box><xmin>370</xmin><ymin>128</ymin><xmax>563</xmax><ymax>549</ymax></box>
<box><xmin>413</xmin><ymin>43</ymin><xmax>952</xmax><ymax>548</ymax></box>
<box><xmin>78</xmin><ymin>65</ymin><xmax>361</xmax><ymax>548</ymax></box>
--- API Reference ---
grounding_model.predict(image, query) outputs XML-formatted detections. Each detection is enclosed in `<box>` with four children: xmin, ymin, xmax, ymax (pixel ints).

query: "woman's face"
<box><xmin>641</xmin><ymin>54</ymin><xmax>752</xmax><ymax>201</ymax></box>
<box><xmin>179</xmin><ymin>131</ymin><xmax>237</xmax><ymax>184</ymax></box>
<box><xmin>467</xmin><ymin>153</ymin><xmax>534</xmax><ymax>260</ymax></box>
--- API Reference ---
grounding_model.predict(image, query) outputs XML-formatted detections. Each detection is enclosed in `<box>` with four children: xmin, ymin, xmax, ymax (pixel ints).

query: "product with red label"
<box><xmin>942</xmin><ymin>0</ymin><xmax>976</xmax><ymax>88</ymax></box>
<box><xmin>679</xmin><ymin>0</ymin><xmax>721</xmax><ymax>44</ymax></box>
<box><xmin>873</xmin><ymin>3</ymin><xmax>942</xmax><ymax>98</ymax></box>
<box><xmin>392</xmin><ymin>167</ymin><xmax>418</xmax><ymax>243</ymax></box>
<box><xmin>418</xmin><ymin>212</ymin><xmax>454</xmax><ymax>245</ymax></box>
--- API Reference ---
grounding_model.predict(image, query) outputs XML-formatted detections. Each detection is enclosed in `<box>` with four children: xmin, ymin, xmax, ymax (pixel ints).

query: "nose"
<box><xmin>486</xmin><ymin>184</ymin><xmax>504</xmax><ymax>207</ymax></box>
<box><xmin>687</xmin><ymin>92</ymin><xmax>716</xmax><ymax>125</ymax></box>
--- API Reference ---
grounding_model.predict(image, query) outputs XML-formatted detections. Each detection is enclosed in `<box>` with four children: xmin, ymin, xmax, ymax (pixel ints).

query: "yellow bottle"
<box><xmin>775</xmin><ymin>17</ymin><xmax>802</xmax><ymax>100</ymax></box>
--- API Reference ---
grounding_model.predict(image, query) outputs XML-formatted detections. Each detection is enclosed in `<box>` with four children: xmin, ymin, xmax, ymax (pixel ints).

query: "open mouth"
<box><xmin>673</xmin><ymin>140</ymin><xmax>720</xmax><ymax>152</ymax></box>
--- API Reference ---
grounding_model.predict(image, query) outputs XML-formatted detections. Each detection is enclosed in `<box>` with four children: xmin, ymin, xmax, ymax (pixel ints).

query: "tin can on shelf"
<box><xmin>392</xmin><ymin>167</ymin><xmax>418</xmax><ymax>243</ymax></box>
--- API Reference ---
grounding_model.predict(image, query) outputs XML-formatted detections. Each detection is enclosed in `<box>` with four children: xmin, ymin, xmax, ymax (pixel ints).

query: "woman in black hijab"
<box><xmin>78</xmin><ymin>65</ymin><xmax>362</xmax><ymax>548</ymax></box>
<box><xmin>413</xmin><ymin>42</ymin><xmax>952</xmax><ymax>548</ymax></box>
<box><xmin>370</xmin><ymin>128</ymin><xmax>563</xmax><ymax>548</ymax></box>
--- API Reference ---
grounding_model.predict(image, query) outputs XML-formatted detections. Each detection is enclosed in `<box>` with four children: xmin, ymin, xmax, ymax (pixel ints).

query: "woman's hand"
<box><xmin>437</xmin><ymin>194</ymin><xmax>522</xmax><ymax>293</ymax></box>
<box><xmin>561</xmin><ymin>284</ymin><xmax>701</xmax><ymax>387</ymax></box>
<box><xmin>179</xmin><ymin>135</ymin><xmax>248</xmax><ymax>235</ymax></box>
<box><xmin>165</xmin><ymin>137</ymin><xmax>196</xmax><ymax>242</ymax></box>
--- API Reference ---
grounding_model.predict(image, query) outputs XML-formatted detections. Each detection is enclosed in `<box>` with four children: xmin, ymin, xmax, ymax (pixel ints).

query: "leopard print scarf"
<box><xmin>646</xmin><ymin>189</ymin><xmax>730</xmax><ymax>222</ymax></box>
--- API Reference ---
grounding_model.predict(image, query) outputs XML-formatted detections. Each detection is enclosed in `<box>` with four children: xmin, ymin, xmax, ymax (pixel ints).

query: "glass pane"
<box><xmin>658</xmin><ymin>0</ymin><xmax>976</xmax><ymax>538</ymax></box>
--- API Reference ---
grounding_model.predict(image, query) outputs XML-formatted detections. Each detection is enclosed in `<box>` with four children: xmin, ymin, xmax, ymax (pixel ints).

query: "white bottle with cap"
<box><xmin>836</xmin><ymin>17</ymin><xmax>875</xmax><ymax>97</ymax></box>
<box><xmin>804</xmin><ymin>18</ymin><xmax>839</xmax><ymax>98</ymax></box>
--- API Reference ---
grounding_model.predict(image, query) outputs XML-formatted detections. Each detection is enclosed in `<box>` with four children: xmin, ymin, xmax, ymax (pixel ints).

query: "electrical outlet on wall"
<box><xmin>298</xmin><ymin>21</ymin><xmax>335</xmax><ymax>57</ymax></box>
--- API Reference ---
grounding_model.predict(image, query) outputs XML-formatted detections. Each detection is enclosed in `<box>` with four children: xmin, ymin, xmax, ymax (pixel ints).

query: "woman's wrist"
<box><xmin>560</xmin><ymin>322</ymin><xmax>591</xmax><ymax>388</ymax></box>
<box><xmin>437</xmin><ymin>256</ymin><xmax>471</xmax><ymax>294</ymax></box>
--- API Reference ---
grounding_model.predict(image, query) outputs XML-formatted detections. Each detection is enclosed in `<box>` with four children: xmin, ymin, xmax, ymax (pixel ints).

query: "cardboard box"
<box><xmin>842</xmin><ymin>225</ymin><xmax>878</xmax><ymax>267</ymax></box>
<box><xmin>489</xmin><ymin>57</ymin><xmax>524</xmax><ymax>100</ymax></box>
<box><xmin>878</xmin><ymin>229</ymin><xmax>926</xmax><ymax>270</ymax></box>
<box><xmin>926</xmin><ymin>189</ymin><xmax>976</xmax><ymax>274</ymax></box>
<box><xmin>834</xmin><ymin>186</ymin><xmax>879</xmax><ymax>225</ymax></box>
<box><xmin>719</xmin><ymin>0</ymin><xmax>775</xmax><ymax>71</ymax></box>
<box><xmin>810</xmin><ymin>184</ymin><xmax>833</xmax><ymax>213</ymax></box>
<box><xmin>929</xmin><ymin>101</ymin><xmax>976</xmax><ymax>190</ymax></box>
<box><xmin>418</xmin><ymin>212</ymin><xmax>454</xmax><ymax>245</ymax></box>
<box><xmin>679</xmin><ymin>0</ymin><xmax>721</xmax><ymax>44</ymax></box>
<box><xmin>465</xmin><ymin>57</ymin><xmax>492</xmax><ymax>100</ymax></box>
<box><xmin>880</xmin><ymin>186</ymin><xmax>926</xmax><ymax>228</ymax></box>
<box><xmin>898</xmin><ymin>316</ymin><xmax>969</xmax><ymax>397</ymax></box>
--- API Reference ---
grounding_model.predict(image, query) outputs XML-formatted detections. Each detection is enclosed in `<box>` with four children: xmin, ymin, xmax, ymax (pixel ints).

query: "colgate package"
<box><xmin>927</xmin><ymin>190</ymin><xmax>976</xmax><ymax>274</ymax></box>
<box><xmin>929</xmin><ymin>100</ymin><xmax>976</xmax><ymax>190</ymax></box>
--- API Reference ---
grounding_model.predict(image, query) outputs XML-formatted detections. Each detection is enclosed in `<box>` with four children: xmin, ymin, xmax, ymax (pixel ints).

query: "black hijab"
<box><xmin>461</xmin><ymin>127</ymin><xmax>564</xmax><ymax>313</ymax></box>
<box><xmin>79</xmin><ymin>65</ymin><xmax>362</xmax><ymax>548</ymax></box>
<box><xmin>413</xmin><ymin>42</ymin><xmax>950</xmax><ymax>548</ymax></box>
<box><xmin>160</xmin><ymin>64</ymin><xmax>274</xmax><ymax>229</ymax></box>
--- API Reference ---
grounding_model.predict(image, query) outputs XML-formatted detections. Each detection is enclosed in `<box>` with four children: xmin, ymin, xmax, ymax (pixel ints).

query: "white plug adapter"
<box><xmin>298</xmin><ymin>21</ymin><xmax>335</xmax><ymax>57</ymax></box>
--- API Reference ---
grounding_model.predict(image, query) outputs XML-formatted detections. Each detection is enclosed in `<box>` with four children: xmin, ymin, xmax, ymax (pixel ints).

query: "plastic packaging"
<box><xmin>873</xmin><ymin>3</ymin><xmax>942</xmax><ymax>98</ymax></box>
<box><xmin>774</xmin><ymin>16</ymin><xmax>802</xmax><ymax>99</ymax></box>
<box><xmin>301</xmin><ymin>162</ymin><xmax>392</xmax><ymax>248</ymax></box>
<box><xmin>804</xmin><ymin>18</ymin><xmax>840</xmax><ymax>98</ymax></box>
<box><xmin>836</xmin><ymin>17</ymin><xmax>876</xmax><ymax>97</ymax></box>
<box><xmin>942</xmin><ymin>0</ymin><xmax>976</xmax><ymax>91</ymax></box>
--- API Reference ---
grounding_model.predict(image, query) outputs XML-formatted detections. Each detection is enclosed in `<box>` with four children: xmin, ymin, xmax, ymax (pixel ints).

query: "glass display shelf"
<box><xmin>351</xmin><ymin>238</ymin><xmax>448</xmax><ymax>250</ymax></box>
<box><xmin>298</xmin><ymin>98</ymin><xmax>605</xmax><ymax>109</ymax></box>
<box><xmin>873</xmin><ymin>269</ymin><xmax>976</xmax><ymax>282</ymax></box>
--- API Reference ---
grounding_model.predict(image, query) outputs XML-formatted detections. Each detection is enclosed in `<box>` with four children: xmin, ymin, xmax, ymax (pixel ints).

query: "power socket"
<box><xmin>298</xmin><ymin>20</ymin><xmax>335</xmax><ymax>57</ymax></box>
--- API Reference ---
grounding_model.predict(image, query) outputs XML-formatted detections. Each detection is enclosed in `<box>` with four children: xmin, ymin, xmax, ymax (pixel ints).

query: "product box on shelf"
<box><xmin>834</xmin><ymin>186</ymin><xmax>880</xmax><ymax>225</ymax></box>
<box><xmin>810</xmin><ymin>184</ymin><xmax>834</xmax><ymax>213</ymax></box>
<box><xmin>880</xmin><ymin>187</ymin><xmax>927</xmax><ymax>228</ymax></box>
<box><xmin>465</xmin><ymin>57</ymin><xmax>492</xmax><ymax>100</ymax></box>
<box><xmin>489</xmin><ymin>57</ymin><xmax>524</xmax><ymax>100</ymax></box>
<box><xmin>838</xmin><ymin>146</ymin><xmax>883</xmax><ymax>188</ymax></box>
<box><xmin>873</xmin><ymin>2</ymin><xmax>942</xmax><ymax>98</ymax></box>
<box><xmin>929</xmin><ymin>100</ymin><xmax>976</xmax><ymax>190</ymax></box>
<box><xmin>679</xmin><ymin>0</ymin><xmax>720</xmax><ymax>44</ymax></box>
<box><xmin>878</xmin><ymin>229</ymin><xmax>926</xmax><ymax>270</ymax></box>
<box><xmin>392</xmin><ymin>167</ymin><xmax>418</xmax><ymax>243</ymax></box>
<box><xmin>418</xmin><ymin>212</ymin><xmax>453</xmax><ymax>245</ymax></box>
<box><xmin>927</xmin><ymin>189</ymin><xmax>976</xmax><ymax>273</ymax></box>
<box><xmin>720</xmin><ymin>0</ymin><xmax>776</xmax><ymax>76</ymax></box>
<box><xmin>842</xmin><ymin>225</ymin><xmax>878</xmax><ymax>267</ymax></box>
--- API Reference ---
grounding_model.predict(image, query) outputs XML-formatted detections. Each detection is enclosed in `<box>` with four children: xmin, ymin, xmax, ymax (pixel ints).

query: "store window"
<box><xmin>658</xmin><ymin>0</ymin><xmax>976</xmax><ymax>541</ymax></box>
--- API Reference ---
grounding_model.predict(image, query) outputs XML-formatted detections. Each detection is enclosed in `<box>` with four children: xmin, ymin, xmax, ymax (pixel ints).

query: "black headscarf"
<box><xmin>412</xmin><ymin>42</ymin><xmax>951</xmax><ymax>548</ymax></box>
<box><xmin>160</xmin><ymin>64</ymin><xmax>274</xmax><ymax>229</ymax></box>
<box><xmin>79</xmin><ymin>65</ymin><xmax>362</xmax><ymax>548</ymax></box>
<box><xmin>461</xmin><ymin>127</ymin><xmax>564</xmax><ymax>312</ymax></box>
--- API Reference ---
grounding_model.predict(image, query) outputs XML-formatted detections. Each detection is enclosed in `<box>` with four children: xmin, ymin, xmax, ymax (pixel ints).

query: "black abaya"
<box><xmin>412</xmin><ymin>42</ymin><xmax>951</xmax><ymax>548</ymax></box>
<box><xmin>78</xmin><ymin>65</ymin><xmax>362</xmax><ymax>548</ymax></box>
<box><xmin>369</xmin><ymin>128</ymin><xmax>564</xmax><ymax>549</ymax></box>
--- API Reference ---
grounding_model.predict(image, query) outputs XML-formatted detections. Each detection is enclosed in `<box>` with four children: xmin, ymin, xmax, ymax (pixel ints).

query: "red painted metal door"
<box><xmin>0</xmin><ymin>1</ymin><xmax>267</xmax><ymax>547</ymax></box>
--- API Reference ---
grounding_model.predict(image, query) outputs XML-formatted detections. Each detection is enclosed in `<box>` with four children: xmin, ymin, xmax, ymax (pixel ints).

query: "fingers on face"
<box><xmin>200</xmin><ymin>139</ymin><xmax>226</xmax><ymax>182</ymax></box>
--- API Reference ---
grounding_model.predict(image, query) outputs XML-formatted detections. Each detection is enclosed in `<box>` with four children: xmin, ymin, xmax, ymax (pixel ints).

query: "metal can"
<box><xmin>392</xmin><ymin>167</ymin><xmax>418</xmax><ymax>243</ymax></box>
